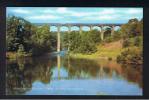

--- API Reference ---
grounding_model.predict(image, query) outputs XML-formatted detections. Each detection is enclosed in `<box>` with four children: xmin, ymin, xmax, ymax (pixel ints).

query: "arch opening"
<box><xmin>92</xmin><ymin>26</ymin><xmax>101</xmax><ymax>31</ymax></box>
<box><xmin>82</xmin><ymin>26</ymin><xmax>90</xmax><ymax>31</ymax></box>
<box><xmin>71</xmin><ymin>26</ymin><xmax>79</xmax><ymax>32</ymax></box>
<box><xmin>60</xmin><ymin>26</ymin><xmax>69</xmax><ymax>32</ymax></box>
<box><xmin>50</xmin><ymin>26</ymin><xmax>58</xmax><ymax>32</ymax></box>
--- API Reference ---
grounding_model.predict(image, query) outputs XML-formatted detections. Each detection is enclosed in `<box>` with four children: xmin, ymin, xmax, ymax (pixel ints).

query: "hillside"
<box><xmin>69</xmin><ymin>40</ymin><xmax>124</xmax><ymax>60</ymax></box>
<box><xmin>96</xmin><ymin>40</ymin><xmax>123</xmax><ymax>60</ymax></box>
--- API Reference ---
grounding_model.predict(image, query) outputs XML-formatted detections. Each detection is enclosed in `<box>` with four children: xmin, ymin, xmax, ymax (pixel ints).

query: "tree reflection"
<box><xmin>121</xmin><ymin>64</ymin><xmax>142</xmax><ymax>88</ymax></box>
<box><xmin>63</xmin><ymin>57</ymin><xmax>100</xmax><ymax>78</ymax></box>
<box><xmin>6</xmin><ymin>55</ymin><xmax>142</xmax><ymax>95</ymax></box>
<box><xmin>6</xmin><ymin>57</ymin><xmax>54</xmax><ymax>95</ymax></box>
<box><xmin>63</xmin><ymin>56</ymin><xmax>142</xmax><ymax>88</ymax></box>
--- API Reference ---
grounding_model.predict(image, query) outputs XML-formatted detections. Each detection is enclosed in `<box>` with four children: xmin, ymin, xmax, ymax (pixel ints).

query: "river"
<box><xmin>6</xmin><ymin>52</ymin><xmax>142</xmax><ymax>95</ymax></box>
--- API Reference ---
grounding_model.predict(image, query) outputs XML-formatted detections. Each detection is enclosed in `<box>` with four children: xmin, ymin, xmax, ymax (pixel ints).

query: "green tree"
<box><xmin>30</xmin><ymin>24</ymin><xmax>53</xmax><ymax>56</ymax></box>
<box><xmin>6</xmin><ymin>16</ymin><xmax>32</xmax><ymax>52</ymax></box>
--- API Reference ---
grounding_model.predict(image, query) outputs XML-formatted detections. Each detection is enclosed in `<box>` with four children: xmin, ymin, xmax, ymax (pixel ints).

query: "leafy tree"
<box><xmin>30</xmin><ymin>24</ymin><xmax>52</xmax><ymax>55</ymax></box>
<box><xmin>88</xmin><ymin>29</ymin><xmax>101</xmax><ymax>44</ymax></box>
<box><xmin>120</xmin><ymin>18</ymin><xmax>143</xmax><ymax>38</ymax></box>
<box><xmin>6</xmin><ymin>16</ymin><xmax>57</xmax><ymax>56</ymax></box>
<box><xmin>62</xmin><ymin>30</ymin><xmax>99</xmax><ymax>54</ymax></box>
<box><xmin>134</xmin><ymin>36</ymin><xmax>142</xmax><ymax>47</ymax></box>
<box><xmin>6</xmin><ymin>16</ymin><xmax>32</xmax><ymax>52</ymax></box>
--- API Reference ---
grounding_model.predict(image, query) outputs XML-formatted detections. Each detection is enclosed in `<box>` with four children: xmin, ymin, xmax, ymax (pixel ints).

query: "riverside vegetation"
<box><xmin>6</xmin><ymin>16</ymin><xmax>143</xmax><ymax>66</ymax></box>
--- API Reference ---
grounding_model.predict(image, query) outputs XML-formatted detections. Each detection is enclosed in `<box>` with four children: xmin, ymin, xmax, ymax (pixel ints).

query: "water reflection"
<box><xmin>6</xmin><ymin>55</ymin><xmax>142</xmax><ymax>95</ymax></box>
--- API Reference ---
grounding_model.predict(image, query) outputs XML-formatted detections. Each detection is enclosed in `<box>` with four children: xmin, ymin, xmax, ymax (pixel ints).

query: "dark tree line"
<box><xmin>6</xmin><ymin>16</ymin><xmax>57</xmax><ymax>56</ymax></box>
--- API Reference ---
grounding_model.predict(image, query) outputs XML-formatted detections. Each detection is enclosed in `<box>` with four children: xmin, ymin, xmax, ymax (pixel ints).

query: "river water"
<box><xmin>6</xmin><ymin>53</ymin><xmax>142</xmax><ymax>95</ymax></box>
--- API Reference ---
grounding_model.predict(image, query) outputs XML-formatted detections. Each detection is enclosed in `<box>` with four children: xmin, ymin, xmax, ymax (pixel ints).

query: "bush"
<box><xmin>108</xmin><ymin>57</ymin><xmax>112</xmax><ymax>61</ymax></box>
<box><xmin>117</xmin><ymin>47</ymin><xmax>142</xmax><ymax>65</ymax></box>
<box><xmin>104</xmin><ymin>36</ymin><xmax>113</xmax><ymax>43</ymax></box>
<box><xmin>134</xmin><ymin>36</ymin><xmax>142</xmax><ymax>47</ymax></box>
<box><xmin>123</xmin><ymin>39</ymin><xmax>130</xmax><ymax>48</ymax></box>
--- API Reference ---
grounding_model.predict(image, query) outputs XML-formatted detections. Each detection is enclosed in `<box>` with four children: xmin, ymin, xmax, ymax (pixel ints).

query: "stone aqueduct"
<box><xmin>36</xmin><ymin>23</ymin><xmax>122</xmax><ymax>52</ymax></box>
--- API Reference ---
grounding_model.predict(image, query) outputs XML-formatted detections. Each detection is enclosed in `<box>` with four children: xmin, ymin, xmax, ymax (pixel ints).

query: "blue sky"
<box><xmin>7</xmin><ymin>7</ymin><xmax>143</xmax><ymax>31</ymax></box>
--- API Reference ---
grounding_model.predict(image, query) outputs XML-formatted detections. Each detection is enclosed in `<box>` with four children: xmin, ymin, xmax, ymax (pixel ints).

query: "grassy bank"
<box><xmin>69</xmin><ymin>40</ymin><xmax>123</xmax><ymax>60</ymax></box>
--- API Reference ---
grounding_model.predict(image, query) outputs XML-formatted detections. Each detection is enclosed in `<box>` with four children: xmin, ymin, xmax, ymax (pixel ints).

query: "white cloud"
<box><xmin>42</xmin><ymin>9</ymin><xmax>55</xmax><ymax>13</ymax></box>
<box><xmin>125</xmin><ymin>8</ymin><xmax>143</xmax><ymax>14</ymax></box>
<box><xmin>71</xmin><ymin>12</ymin><xmax>93</xmax><ymax>17</ymax></box>
<box><xmin>99</xmin><ymin>9</ymin><xmax>116</xmax><ymax>15</ymax></box>
<box><xmin>55</xmin><ymin>8</ymin><xmax>118</xmax><ymax>18</ymax></box>
<box><xmin>98</xmin><ymin>15</ymin><xmax>114</xmax><ymax>20</ymax></box>
<box><xmin>7</xmin><ymin>7</ymin><xmax>143</xmax><ymax>23</ymax></box>
<box><xmin>26</xmin><ymin>14</ymin><xmax>62</xmax><ymax>20</ymax></box>
<box><xmin>11</xmin><ymin>8</ymin><xmax>30</xmax><ymax>14</ymax></box>
<box><xmin>82</xmin><ymin>14</ymin><xmax>122</xmax><ymax>21</ymax></box>
<box><xmin>56</xmin><ymin>7</ymin><xmax>97</xmax><ymax>17</ymax></box>
<box><xmin>57</xmin><ymin>7</ymin><xmax>68</xmax><ymax>13</ymax></box>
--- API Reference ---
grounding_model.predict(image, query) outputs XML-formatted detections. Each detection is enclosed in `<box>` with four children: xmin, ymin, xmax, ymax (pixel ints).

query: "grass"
<box><xmin>69</xmin><ymin>53</ymin><xmax>99</xmax><ymax>59</ymax></box>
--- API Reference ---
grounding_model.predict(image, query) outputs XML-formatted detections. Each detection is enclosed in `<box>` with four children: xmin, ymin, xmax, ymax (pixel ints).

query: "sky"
<box><xmin>6</xmin><ymin>7</ymin><xmax>143</xmax><ymax>31</ymax></box>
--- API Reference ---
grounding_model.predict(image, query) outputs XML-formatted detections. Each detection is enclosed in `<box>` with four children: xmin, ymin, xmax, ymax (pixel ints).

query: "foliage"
<box><xmin>108</xmin><ymin>57</ymin><xmax>112</xmax><ymax>61</ymax></box>
<box><xmin>104</xmin><ymin>36</ymin><xmax>114</xmax><ymax>43</ymax></box>
<box><xmin>123</xmin><ymin>39</ymin><xmax>130</xmax><ymax>48</ymax></box>
<box><xmin>112</xmin><ymin>30</ymin><xmax>123</xmax><ymax>41</ymax></box>
<box><xmin>6</xmin><ymin>16</ymin><xmax>57</xmax><ymax>56</ymax></box>
<box><xmin>120</xmin><ymin>18</ymin><xmax>143</xmax><ymax>38</ymax></box>
<box><xmin>122</xmin><ymin>36</ymin><xmax>143</xmax><ymax>48</ymax></box>
<box><xmin>6</xmin><ymin>16</ymin><xmax>143</xmax><ymax>57</ymax></box>
<box><xmin>6</xmin><ymin>16</ymin><xmax>32</xmax><ymax>52</ymax></box>
<box><xmin>17</xmin><ymin>44</ymin><xmax>25</xmax><ymax>53</ymax></box>
<box><xmin>62</xmin><ymin>30</ymin><xmax>101</xmax><ymax>54</ymax></box>
<box><xmin>117</xmin><ymin>47</ymin><xmax>142</xmax><ymax>65</ymax></box>
<box><xmin>30</xmin><ymin>24</ymin><xmax>52</xmax><ymax>56</ymax></box>
<box><xmin>134</xmin><ymin>36</ymin><xmax>142</xmax><ymax>47</ymax></box>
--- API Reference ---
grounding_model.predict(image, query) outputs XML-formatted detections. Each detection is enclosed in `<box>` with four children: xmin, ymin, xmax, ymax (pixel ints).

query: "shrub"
<box><xmin>134</xmin><ymin>36</ymin><xmax>142</xmax><ymax>47</ymax></box>
<box><xmin>117</xmin><ymin>47</ymin><xmax>142</xmax><ymax>65</ymax></box>
<box><xmin>123</xmin><ymin>39</ymin><xmax>130</xmax><ymax>48</ymax></box>
<box><xmin>108</xmin><ymin>57</ymin><xmax>112</xmax><ymax>61</ymax></box>
<box><xmin>104</xmin><ymin>36</ymin><xmax>113</xmax><ymax>43</ymax></box>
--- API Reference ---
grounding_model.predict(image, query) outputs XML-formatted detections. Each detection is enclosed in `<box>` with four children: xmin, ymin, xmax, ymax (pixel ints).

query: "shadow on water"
<box><xmin>6</xmin><ymin>52</ymin><xmax>142</xmax><ymax>95</ymax></box>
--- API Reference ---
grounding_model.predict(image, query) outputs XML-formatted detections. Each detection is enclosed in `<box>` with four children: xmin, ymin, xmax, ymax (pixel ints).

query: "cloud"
<box><xmin>54</xmin><ymin>8</ymin><xmax>119</xmax><ymax>18</ymax></box>
<box><xmin>26</xmin><ymin>14</ymin><xmax>62</xmax><ymax>20</ymax></box>
<box><xmin>71</xmin><ymin>12</ymin><xmax>93</xmax><ymax>17</ymax></box>
<box><xmin>80</xmin><ymin>8</ymin><xmax>142</xmax><ymax>21</ymax></box>
<box><xmin>82</xmin><ymin>14</ymin><xmax>122</xmax><ymax>21</ymax></box>
<box><xmin>10</xmin><ymin>8</ymin><xmax>30</xmax><ymax>14</ymax></box>
<box><xmin>125</xmin><ymin>8</ymin><xmax>143</xmax><ymax>14</ymax></box>
<box><xmin>99</xmin><ymin>9</ymin><xmax>116</xmax><ymax>15</ymax></box>
<box><xmin>55</xmin><ymin>7</ymin><xmax>97</xmax><ymax>17</ymax></box>
<box><xmin>7</xmin><ymin>7</ymin><xmax>143</xmax><ymax>23</ymax></box>
<box><xmin>98</xmin><ymin>15</ymin><xmax>115</xmax><ymax>20</ymax></box>
<box><xmin>42</xmin><ymin>9</ymin><xmax>55</xmax><ymax>13</ymax></box>
<box><xmin>57</xmin><ymin>7</ymin><xmax>68</xmax><ymax>13</ymax></box>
